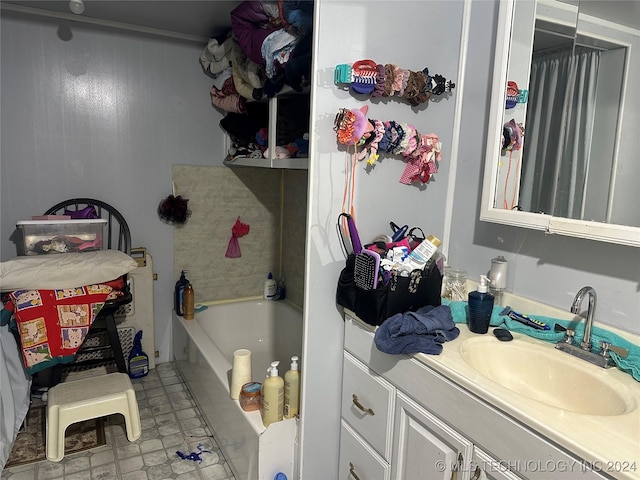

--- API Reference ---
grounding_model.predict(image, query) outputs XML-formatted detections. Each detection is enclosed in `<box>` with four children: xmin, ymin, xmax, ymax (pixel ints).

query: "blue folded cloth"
<box><xmin>443</xmin><ymin>299</ymin><xmax>640</xmax><ymax>382</ymax></box>
<box><xmin>374</xmin><ymin>305</ymin><xmax>460</xmax><ymax>355</ymax></box>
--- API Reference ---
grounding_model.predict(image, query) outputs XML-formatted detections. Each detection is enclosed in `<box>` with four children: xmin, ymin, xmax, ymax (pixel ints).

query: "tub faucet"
<box><xmin>570</xmin><ymin>286</ymin><xmax>596</xmax><ymax>351</ymax></box>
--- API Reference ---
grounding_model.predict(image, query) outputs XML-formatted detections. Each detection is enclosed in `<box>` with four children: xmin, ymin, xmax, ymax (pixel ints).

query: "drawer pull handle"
<box><xmin>451</xmin><ymin>453</ymin><xmax>463</xmax><ymax>480</ymax></box>
<box><xmin>352</xmin><ymin>394</ymin><xmax>375</xmax><ymax>415</ymax></box>
<box><xmin>349</xmin><ymin>462</ymin><xmax>362</xmax><ymax>480</ymax></box>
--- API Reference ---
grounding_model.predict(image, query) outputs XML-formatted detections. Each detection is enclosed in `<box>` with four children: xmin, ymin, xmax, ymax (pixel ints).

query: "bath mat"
<box><xmin>5</xmin><ymin>404</ymin><xmax>106</xmax><ymax>468</ymax></box>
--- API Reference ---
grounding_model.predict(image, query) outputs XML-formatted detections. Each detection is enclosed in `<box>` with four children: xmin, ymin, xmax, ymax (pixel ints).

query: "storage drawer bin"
<box><xmin>17</xmin><ymin>219</ymin><xmax>107</xmax><ymax>255</ymax></box>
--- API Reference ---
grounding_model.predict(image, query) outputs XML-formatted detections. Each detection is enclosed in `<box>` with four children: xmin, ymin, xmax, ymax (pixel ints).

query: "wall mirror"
<box><xmin>480</xmin><ymin>0</ymin><xmax>640</xmax><ymax>246</ymax></box>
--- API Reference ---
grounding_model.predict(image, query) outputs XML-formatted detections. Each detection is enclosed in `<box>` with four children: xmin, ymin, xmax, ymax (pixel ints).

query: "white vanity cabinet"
<box><xmin>340</xmin><ymin>313</ymin><xmax>612</xmax><ymax>480</ymax></box>
<box><xmin>339</xmin><ymin>348</ymin><xmax>490</xmax><ymax>480</ymax></box>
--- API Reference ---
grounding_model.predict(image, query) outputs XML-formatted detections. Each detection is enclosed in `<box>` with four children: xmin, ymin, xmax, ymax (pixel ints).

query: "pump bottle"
<box><xmin>262</xmin><ymin>361</ymin><xmax>284</xmax><ymax>427</ymax></box>
<box><xmin>174</xmin><ymin>270</ymin><xmax>188</xmax><ymax>316</ymax></box>
<box><xmin>284</xmin><ymin>356</ymin><xmax>300</xmax><ymax>419</ymax></box>
<box><xmin>468</xmin><ymin>275</ymin><xmax>494</xmax><ymax>334</ymax></box>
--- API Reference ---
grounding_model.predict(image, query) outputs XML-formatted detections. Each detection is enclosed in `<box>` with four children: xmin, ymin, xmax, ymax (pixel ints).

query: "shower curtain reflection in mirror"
<box><xmin>519</xmin><ymin>46</ymin><xmax>601</xmax><ymax>220</ymax></box>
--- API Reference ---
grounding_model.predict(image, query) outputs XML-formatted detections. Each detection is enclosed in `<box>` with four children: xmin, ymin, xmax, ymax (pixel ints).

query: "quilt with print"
<box><xmin>6</xmin><ymin>285</ymin><xmax>115</xmax><ymax>375</ymax></box>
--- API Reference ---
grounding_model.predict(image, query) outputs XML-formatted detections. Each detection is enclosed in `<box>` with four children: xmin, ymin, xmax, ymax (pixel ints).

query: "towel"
<box><xmin>443</xmin><ymin>299</ymin><xmax>640</xmax><ymax>382</ymax></box>
<box><xmin>374</xmin><ymin>305</ymin><xmax>460</xmax><ymax>355</ymax></box>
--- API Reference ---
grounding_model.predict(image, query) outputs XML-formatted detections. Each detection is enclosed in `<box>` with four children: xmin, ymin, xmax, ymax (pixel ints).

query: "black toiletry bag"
<box><xmin>336</xmin><ymin>253</ymin><xmax>443</xmax><ymax>326</ymax></box>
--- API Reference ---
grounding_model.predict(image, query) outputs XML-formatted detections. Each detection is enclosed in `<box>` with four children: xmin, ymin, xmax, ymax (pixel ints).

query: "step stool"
<box><xmin>46</xmin><ymin>372</ymin><xmax>141</xmax><ymax>462</ymax></box>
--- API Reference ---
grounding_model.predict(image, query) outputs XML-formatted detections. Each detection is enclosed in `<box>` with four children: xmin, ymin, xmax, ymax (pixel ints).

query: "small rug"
<box><xmin>5</xmin><ymin>404</ymin><xmax>106</xmax><ymax>468</ymax></box>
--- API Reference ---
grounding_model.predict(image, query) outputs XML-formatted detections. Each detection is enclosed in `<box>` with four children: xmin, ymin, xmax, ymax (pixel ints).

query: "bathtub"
<box><xmin>172</xmin><ymin>298</ymin><xmax>303</xmax><ymax>480</ymax></box>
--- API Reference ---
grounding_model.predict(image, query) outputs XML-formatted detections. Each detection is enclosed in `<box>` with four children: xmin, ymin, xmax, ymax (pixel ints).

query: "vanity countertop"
<box><xmin>345</xmin><ymin>294</ymin><xmax>640</xmax><ymax>479</ymax></box>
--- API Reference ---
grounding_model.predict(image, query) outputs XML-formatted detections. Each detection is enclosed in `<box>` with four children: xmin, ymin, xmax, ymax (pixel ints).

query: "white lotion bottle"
<box><xmin>264</xmin><ymin>272</ymin><xmax>277</xmax><ymax>300</ymax></box>
<box><xmin>284</xmin><ymin>356</ymin><xmax>300</xmax><ymax>419</ymax></box>
<box><xmin>405</xmin><ymin>234</ymin><xmax>441</xmax><ymax>271</ymax></box>
<box><xmin>262</xmin><ymin>361</ymin><xmax>284</xmax><ymax>427</ymax></box>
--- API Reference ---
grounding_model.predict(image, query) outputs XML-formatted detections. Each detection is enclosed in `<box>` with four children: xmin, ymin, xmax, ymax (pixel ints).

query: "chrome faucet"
<box><xmin>555</xmin><ymin>286</ymin><xmax>628</xmax><ymax>368</ymax></box>
<box><xmin>570</xmin><ymin>286</ymin><xmax>597</xmax><ymax>351</ymax></box>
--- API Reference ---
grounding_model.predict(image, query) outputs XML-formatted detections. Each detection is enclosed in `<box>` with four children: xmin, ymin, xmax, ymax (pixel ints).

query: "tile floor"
<box><xmin>1</xmin><ymin>362</ymin><xmax>237</xmax><ymax>480</ymax></box>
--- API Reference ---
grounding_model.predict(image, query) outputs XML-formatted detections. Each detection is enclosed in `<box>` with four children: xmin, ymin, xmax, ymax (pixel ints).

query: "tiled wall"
<box><xmin>173</xmin><ymin>165</ymin><xmax>307</xmax><ymax>308</ymax></box>
<box><xmin>282</xmin><ymin>170</ymin><xmax>308</xmax><ymax>308</ymax></box>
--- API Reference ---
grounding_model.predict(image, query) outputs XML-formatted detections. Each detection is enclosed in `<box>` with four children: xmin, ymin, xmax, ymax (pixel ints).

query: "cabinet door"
<box><xmin>339</xmin><ymin>421</ymin><xmax>390</xmax><ymax>480</ymax></box>
<box><xmin>341</xmin><ymin>351</ymin><xmax>395</xmax><ymax>461</ymax></box>
<box><xmin>392</xmin><ymin>391</ymin><xmax>474</xmax><ymax>480</ymax></box>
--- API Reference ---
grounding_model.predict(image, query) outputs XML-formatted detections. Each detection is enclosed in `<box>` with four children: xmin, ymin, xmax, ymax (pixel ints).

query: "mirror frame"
<box><xmin>480</xmin><ymin>0</ymin><xmax>640</xmax><ymax>247</ymax></box>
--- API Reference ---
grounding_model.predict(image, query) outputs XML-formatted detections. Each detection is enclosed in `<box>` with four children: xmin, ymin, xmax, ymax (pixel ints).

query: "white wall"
<box><xmin>0</xmin><ymin>11</ymin><xmax>223</xmax><ymax>363</ymax></box>
<box><xmin>302</xmin><ymin>1</ymin><xmax>465</xmax><ymax>477</ymax></box>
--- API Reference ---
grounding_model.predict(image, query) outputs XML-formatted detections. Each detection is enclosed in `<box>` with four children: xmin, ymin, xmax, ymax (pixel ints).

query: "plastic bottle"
<box><xmin>277</xmin><ymin>276</ymin><xmax>286</xmax><ymax>300</ymax></box>
<box><xmin>260</xmin><ymin>368</ymin><xmax>269</xmax><ymax>419</ymax></box>
<box><xmin>262</xmin><ymin>360</ymin><xmax>284</xmax><ymax>427</ymax></box>
<box><xmin>468</xmin><ymin>275</ymin><xmax>495</xmax><ymax>334</ymax></box>
<box><xmin>284</xmin><ymin>356</ymin><xmax>300</xmax><ymax>419</ymax></box>
<box><xmin>174</xmin><ymin>270</ymin><xmax>188</xmax><ymax>316</ymax></box>
<box><xmin>183</xmin><ymin>282</ymin><xmax>195</xmax><ymax>320</ymax></box>
<box><xmin>264</xmin><ymin>272</ymin><xmax>277</xmax><ymax>300</ymax></box>
<box><xmin>405</xmin><ymin>234</ymin><xmax>441</xmax><ymax>271</ymax></box>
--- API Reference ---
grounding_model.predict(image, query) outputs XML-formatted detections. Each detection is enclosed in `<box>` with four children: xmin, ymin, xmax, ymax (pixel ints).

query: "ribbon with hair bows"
<box><xmin>334</xmin><ymin>107</ymin><xmax>442</xmax><ymax>186</ymax></box>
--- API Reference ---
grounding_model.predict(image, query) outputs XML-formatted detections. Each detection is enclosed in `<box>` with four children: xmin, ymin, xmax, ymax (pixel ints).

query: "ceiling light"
<box><xmin>69</xmin><ymin>0</ymin><xmax>85</xmax><ymax>15</ymax></box>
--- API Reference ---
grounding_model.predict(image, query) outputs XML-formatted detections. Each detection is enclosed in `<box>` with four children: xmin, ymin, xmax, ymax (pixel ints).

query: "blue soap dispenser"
<box><xmin>468</xmin><ymin>275</ymin><xmax>494</xmax><ymax>334</ymax></box>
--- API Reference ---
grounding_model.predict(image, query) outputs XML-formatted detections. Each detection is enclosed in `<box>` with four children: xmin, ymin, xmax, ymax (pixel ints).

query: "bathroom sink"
<box><xmin>459</xmin><ymin>336</ymin><xmax>636</xmax><ymax>416</ymax></box>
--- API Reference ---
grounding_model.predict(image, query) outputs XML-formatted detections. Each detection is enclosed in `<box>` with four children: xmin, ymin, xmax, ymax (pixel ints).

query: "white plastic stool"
<box><xmin>46</xmin><ymin>372</ymin><xmax>141</xmax><ymax>462</ymax></box>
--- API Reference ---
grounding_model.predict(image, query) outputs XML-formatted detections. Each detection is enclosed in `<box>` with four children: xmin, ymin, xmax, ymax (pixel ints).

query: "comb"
<box><xmin>354</xmin><ymin>249</ymin><xmax>380</xmax><ymax>290</ymax></box>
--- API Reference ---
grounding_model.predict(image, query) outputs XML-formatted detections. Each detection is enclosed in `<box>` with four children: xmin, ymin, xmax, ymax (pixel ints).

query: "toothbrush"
<box><xmin>500</xmin><ymin>306</ymin><xmax>550</xmax><ymax>330</ymax></box>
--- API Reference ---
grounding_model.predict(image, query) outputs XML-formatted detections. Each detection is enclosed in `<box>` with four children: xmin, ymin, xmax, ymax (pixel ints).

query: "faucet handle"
<box><xmin>601</xmin><ymin>342</ymin><xmax>629</xmax><ymax>359</ymax></box>
<box><xmin>554</xmin><ymin>323</ymin><xmax>575</xmax><ymax>344</ymax></box>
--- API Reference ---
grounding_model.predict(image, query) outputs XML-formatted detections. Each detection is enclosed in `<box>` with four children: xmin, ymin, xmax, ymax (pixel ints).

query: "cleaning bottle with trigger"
<box><xmin>128</xmin><ymin>330</ymin><xmax>149</xmax><ymax>378</ymax></box>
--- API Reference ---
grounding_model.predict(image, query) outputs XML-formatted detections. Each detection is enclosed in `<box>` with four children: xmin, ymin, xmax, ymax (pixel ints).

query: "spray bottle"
<box><xmin>128</xmin><ymin>330</ymin><xmax>149</xmax><ymax>378</ymax></box>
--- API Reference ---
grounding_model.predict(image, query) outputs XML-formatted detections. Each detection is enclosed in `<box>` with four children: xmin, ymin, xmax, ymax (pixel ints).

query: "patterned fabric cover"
<box><xmin>6</xmin><ymin>285</ymin><xmax>115</xmax><ymax>374</ymax></box>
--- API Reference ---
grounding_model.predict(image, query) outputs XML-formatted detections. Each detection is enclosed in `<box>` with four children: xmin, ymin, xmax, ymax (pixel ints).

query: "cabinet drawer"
<box><xmin>341</xmin><ymin>351</ymin><xmax>394</xmax><ymax>461</ymax></box>
<box><xmin>339</xmin><ymin>421</ymin><xmax>390</xmax><ymax>480</ymax></box>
